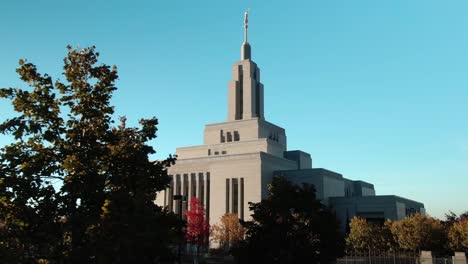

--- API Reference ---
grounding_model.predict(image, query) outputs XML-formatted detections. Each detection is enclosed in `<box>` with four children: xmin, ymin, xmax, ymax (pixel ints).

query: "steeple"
<box><xmin>227</xmin><ymin>10</ymin><xmax>264</xmax><ymax>121</ymax></box>
<box><xmin>241</xmin><ymin>10</ymin><xmax>251</xmax><ymax>60</ymax></box>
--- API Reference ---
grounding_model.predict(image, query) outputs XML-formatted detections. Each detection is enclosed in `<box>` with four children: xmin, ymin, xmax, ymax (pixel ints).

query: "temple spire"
<box><xmin>241</xmin><ymin>9</ymin><xmax>251</xmax><ymax>60</ymax></box>
<box><xmin>228</xmin><ymin>9</ymin><xmax>264</xmax><ymax>121</ymax></box>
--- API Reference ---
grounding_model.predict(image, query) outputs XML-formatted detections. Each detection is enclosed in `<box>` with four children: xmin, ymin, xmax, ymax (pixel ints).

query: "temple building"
<box><xmin>155</xmin><ymin>12</ymin><xmax>425</xmax><ymax>231</ymax></box>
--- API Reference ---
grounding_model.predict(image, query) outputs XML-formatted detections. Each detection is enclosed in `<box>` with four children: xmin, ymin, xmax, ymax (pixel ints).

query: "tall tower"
<box><xmin>227</xmin><ymin>10</ymin><xmax>265</xmax><ymax>121</ymax></box>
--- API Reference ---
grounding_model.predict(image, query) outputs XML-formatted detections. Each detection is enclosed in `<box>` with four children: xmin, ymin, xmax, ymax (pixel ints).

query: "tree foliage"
<box><xmin>445</xmin><ymin>211</ymin><xmax>468</xmax><ymax>227</ymax></box>
<box><xmin>231</xmin><ymin>176</ymin><xmax>344</xmax><ymax>264</ymax></box>
<box><xmin>211</xmin><ymin>213</ymin><xmax>246</xmax><ymax>250</ymax></box>
<box><xmin>389</xmin><ymin>213</ymin><xmax>447</xmax><ymax>252</ymax></box>
<box><xmin>345</xmin><ymin>212</ymin><xmax>468</xmax><ymax>254</ymax></box>
<box><xmin>448</xmin><ymin>216</ymin><xmax>468</xmax><ymax>252</ymax></box>
<box><xmin>185</xmin><ymin>197</ymin><xmax>210</xmax><ymax>246</ymax></box>
<box><xmin>0</xmin><ymin>46</ymin><xmax>180</xmax><ymax>263</ymax></box>
<box><xmin>185</xmin><ymin>197</ymin><xmax>209</xmax><ymax>263</ymax></box>
<box><xmin>346</xmin><ymin>217</ymin><xmax>396</xmax><ymax>253</ymax></box>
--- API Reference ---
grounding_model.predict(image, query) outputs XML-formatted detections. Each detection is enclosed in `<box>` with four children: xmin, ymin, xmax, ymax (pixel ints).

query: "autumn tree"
<box><xmin>185</xmin><ymin>197</ymin><xmax>210</xmax><ymax>262</ymax></box>
<box><xmin>445</xmin><ymin>211</ymin><xmax>468</xmax><ymax>226</ymax></box>
<box><xmin>448</xmin><ymin>216</ymin><xmax>468</xmax><ymax>252</ymax></box>
<box><xmin>346</xmin><ymin>217</ymin><xmax>397</xmax><ymax>253</ymax></box>
<box><xmin>0</xmin><ymin>46</ymin><xmax>180</xmax><ymax>263</ymax></box>
<box><xmin>211</xmin><ymin>213</ymin><xmax>246</xmax><ymax>250</ymax></box>
<box><xmin>390</xmin><ymin>213</ymin><xmax>447</xmax><ymax>252</ymax></box>
<box><xmin>231</xmin><ymin>177</ymin><xmax>344</xmax><ymax>264</ymax></box>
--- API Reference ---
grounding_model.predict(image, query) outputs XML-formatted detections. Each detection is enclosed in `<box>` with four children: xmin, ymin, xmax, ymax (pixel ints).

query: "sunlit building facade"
<box><xmin>155</xmin><ymin>14</ymin><xmax>424</xmax><ymax>231</ymax></box>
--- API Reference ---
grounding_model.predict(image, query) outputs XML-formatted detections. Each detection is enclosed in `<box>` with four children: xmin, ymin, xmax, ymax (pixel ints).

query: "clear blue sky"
<box><xmin>1</xmin><ymin>0</ymin><xmax>467</xmax><ymax>219</ymax></box>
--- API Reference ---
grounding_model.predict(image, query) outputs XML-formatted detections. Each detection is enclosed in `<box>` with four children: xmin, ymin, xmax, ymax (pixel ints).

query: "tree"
<box><xmin>87</xmin><ymin>116</ymin><xmax>181</xmax><ymax>263</ymax></box>
<box><xmin>445</xmin><ymin>211</ymin><xmax>468</xmax><ymax>226</ymax></box>
<box><xmin>448</xmin><ymin>217</ymin><xmax>468</xmax><ymax>252</ymax></box>
<box><xmin>0</xmin><ymin>174</ymin><xmax>61</xmax><ymax>263</ymax></box>
<box><xmin>231</xmin><ymin>176</ymin><xmax>344</xmax><ymax>264</ymax></box>
<box><xmin>211</xmin><ymin>213</ymin><xmax>246</xmax><ymax>250</ymax></box>
<box><xmin>185</xmin><ymin>197</ymin><xmax>210</xmax><ymax>263</ymax></box>
<box><xmin>346</xmin><ymin>217</ymin><xmax>397</xmax><ymax>253</ymax></box>
<box><xmin>0</xmin><ymin>46</ymin><xmax>180</xmax><ymax>263</ymax></box>
<box><xmin>389</xmin><ymin>213</ymin><xmax>447</xmax><ymax>252</ymax></box>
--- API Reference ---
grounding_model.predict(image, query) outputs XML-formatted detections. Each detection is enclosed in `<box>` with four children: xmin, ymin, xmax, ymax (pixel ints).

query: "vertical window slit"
<box><xmin>233</xmin><ymin>178</ymin><xmax>239</xmax><ymax>215</ymax></box>
<box><xmin>240</xmin><ymin>178</ymin><xmax>244</xmax><ymax>220</ymax></box>
<box><xmin>226</xmin><ymin>178</ymin><xmax>230</xmax><ymax>213</ymax></box>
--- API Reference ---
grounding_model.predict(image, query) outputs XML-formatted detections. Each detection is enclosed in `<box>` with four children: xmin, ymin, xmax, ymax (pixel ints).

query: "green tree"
<box><xmin>231</xmin><ymin>176</ymin><xmax>344</xmax><ymax>264</ymax></box>
<box><xmin>390</xmin><ymin>213</ymin><xmax>447</xmax><ymax>252</ymax></box>
<box><xmin>0</xmin><ymin>46</ymin><xmax>180</xmax><ymax>263</ymax></box>
<box><xmin>346</xmin><ymin>217</ymin><xmax>397</xmax><ymax>253</ymax></box>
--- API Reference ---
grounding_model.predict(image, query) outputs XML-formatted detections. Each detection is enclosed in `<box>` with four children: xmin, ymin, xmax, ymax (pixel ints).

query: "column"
<box><xmin>175</xmin><ymin>174</ymin><xmax>181</xmax><ymax>215</ymax></box>
<box><xmin>187</xmin><ymin>173</ymin><xmax>192</xmax><ymax>210</ymax></box>
<box><xmin>168</xmin><ymin>176</ymin><xmax>174</xmax><ymax>213</ymax></box>
<box><xmin>182</xmin><ymin>174</ymin><xmax>188</xmax><ymax>217</ymax></box>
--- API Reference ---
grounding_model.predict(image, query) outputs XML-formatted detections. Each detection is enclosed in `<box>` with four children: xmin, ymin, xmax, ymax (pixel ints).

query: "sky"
<box><xmin>0</xmin><ymin>0</ymin><xmax>467</xmax><ymax>219</ymax></box>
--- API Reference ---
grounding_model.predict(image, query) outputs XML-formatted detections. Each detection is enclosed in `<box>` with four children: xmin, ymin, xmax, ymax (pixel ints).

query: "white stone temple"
<box><xmin>155</xmin><ymin>12</ymin><xmax>424</xmax><ymax>231</ymax></box>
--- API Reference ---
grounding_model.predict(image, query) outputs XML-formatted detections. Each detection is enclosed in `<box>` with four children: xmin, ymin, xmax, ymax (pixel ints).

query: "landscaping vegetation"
<box><xmin>1</xmin><ymin>46</ymin><xmax>466</xmax><ymax>263</ymax></box>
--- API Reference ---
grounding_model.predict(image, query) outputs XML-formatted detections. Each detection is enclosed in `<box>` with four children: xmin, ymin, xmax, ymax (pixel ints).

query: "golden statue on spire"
<box><xmin>241</xmin><ymin>9</ymin><xmax>251</xmax><ymax>60</ymax></box>
<box><xmin>244</xmin><ymin>9</ymin><xmax>249</xmax><ymax>43</ymax></box>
